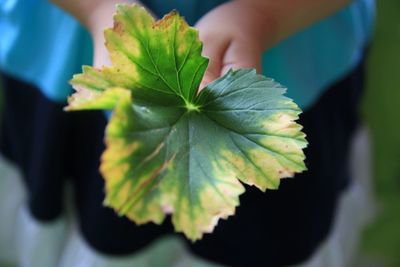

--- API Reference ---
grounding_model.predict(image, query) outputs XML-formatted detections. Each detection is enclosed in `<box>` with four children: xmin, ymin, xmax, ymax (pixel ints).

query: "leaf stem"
<box><xmin>184</xmin><ymin>100</ymin><xmax>200</xmax><ymax>112</ymax></box>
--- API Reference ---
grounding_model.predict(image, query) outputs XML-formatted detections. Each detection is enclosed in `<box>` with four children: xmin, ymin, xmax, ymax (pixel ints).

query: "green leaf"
<box><xmin>68</xmin><ymin>4</ymin><xmax>207</xmax><ymax>109</ymax></box>
<box><xmin>66</xmin><ymin>4</ymin><xmax>307</xmax><ymax>241</ymax></box>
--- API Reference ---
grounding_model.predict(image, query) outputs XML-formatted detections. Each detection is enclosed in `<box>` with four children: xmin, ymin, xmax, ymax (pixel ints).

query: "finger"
<box><xmin>221</xmin><ymin>41</ymin><xmax>262</xmax><ymax>76</ymax></box>
<box><xmin>93</xmin><ymin>42</ymin><xmax>112</xmax><ymax>68</ymax></box>
<box><xmin>196</xmin><ymin>30</ymin><xmax>230</xmax><ymax>90</ymax></box>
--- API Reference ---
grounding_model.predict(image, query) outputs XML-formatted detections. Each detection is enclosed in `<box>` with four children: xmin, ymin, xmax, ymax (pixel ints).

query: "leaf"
<box><xmin>66</xmin><ymin>4</ymin><xmax>307</xmax><ymax>241</ymax></box>
<box><xmin>68</xmin><ymin>4</ymin><xmax>207</xmax><ymax>109</ymax></box>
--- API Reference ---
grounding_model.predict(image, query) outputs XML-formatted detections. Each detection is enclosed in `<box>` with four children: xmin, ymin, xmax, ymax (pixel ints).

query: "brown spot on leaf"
<box><xmin>153</xmin><ymin>11</ymin><xmax>178</xmax><ymax>30</ymax></box>
<box><xmin>114</xmin><ymin>21</ymin><xmax>124</xmax><ymax>35</ymax></box>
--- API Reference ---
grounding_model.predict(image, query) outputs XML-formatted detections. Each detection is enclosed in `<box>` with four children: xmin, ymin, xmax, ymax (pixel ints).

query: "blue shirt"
<box><xmin>0</xmin><ymin>0</ymin><xmax>375</xmax><ymax>109</ymax></box>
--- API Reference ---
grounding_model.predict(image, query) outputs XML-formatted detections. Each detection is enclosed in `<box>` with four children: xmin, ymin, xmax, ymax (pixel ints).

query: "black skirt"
<box><xmin>0</xmin><ymin>58</ymin><xmax>364</xmax><ymax>267</ymax></box>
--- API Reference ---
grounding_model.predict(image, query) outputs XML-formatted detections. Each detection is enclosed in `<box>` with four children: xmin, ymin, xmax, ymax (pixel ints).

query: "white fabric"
<box><xmin>0</xmin><ymin>127</ymin><xmax>375</xmax><ymax>267</ymax></box>
<box><xmin>15</xmin><ymin>205</ymin><xmax>67</xmax><ymax>267</ymax></box>
<box><xmin>0</xmin><ymin>156</ymin><xmax>25</xmax><ymax>265</ymax></box>
<box><xmin>0</xmin><ymin>155</ymin><xmax>66</xmax><ymax>267</ymax></box>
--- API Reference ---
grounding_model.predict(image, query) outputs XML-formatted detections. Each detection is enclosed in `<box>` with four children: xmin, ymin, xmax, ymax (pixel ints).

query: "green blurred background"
<box><xmin>0</xmin><ymin>1</ymin><xmax>399</xmax><ymax>267</ymax></box>
<box><xmin>360</xmin><ymin>0</ymin><xmax>400</xmax><ymax>266</ymax></box>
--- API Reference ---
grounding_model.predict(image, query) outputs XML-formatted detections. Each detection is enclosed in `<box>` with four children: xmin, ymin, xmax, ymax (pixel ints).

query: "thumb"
<box><xmin>220</xmin><ymin>41</ymin><xmax>262</xmax><ymax>76</ymax></box>
<box><xmin>197</xmin><ymin>32</ymin><xmax>230</xmax><ymax>90</ymax></box>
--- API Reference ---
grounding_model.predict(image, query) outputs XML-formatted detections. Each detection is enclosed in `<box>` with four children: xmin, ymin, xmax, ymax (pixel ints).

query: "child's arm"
<box><xmin>197</xmin><ymin>0</ymin><xmax>352</xmax><ymax>87</ymax></box>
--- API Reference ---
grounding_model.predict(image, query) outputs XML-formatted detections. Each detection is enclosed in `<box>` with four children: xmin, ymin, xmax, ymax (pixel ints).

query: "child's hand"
<box><xmin>51</xmin><ymin>0</ymin><xmax>137</xmax><ymax>68</ymax></box>
<box><xmin>85</xmin><ymin>1</ymin><xmax>117</xmax><ymax>68</ymax></box>
<box><xmin>196</xmin><ymin>1</ymin><xmax>275</xmax><ymax>88</ymax></box>
<box><xmin>196</xmin><ymin>0</ymin><xmax>352</xmax><ymax>88</ymax></box>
